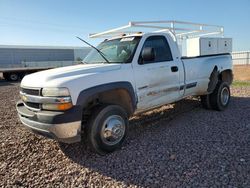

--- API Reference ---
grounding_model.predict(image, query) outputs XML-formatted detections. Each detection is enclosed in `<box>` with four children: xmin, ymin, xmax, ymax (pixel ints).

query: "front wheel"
<box><xmin>86</xmin><ymin>104</ymin><xmax>128</xmax><ymax>155</ymax></box>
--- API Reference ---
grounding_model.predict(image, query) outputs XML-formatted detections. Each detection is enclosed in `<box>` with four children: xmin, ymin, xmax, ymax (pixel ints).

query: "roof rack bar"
<box><xmin>131</xmin><ymin>20</ymin><xmax>223</xmax><ymax>28</ymax></box>
<box><xmin>89</xmin><ymin>20</ymin><xmax>224</xmax><ymax>39</ymax></box>
<box><xmin>133</xmin><ymin>24</ymin><xmax>209</xmax><ymax>32</ymax></box>
<box><xmin>176</xmin><ymin>31</ymin><xmax>203</xmax><ymax>36</ymax></box>
<box><xmin>175</xmin><ymin>30</ymin><xmax>219</xmax><ymax>37</ymax></box>
<box><xmin>89</xmin><ymin>23</ymin><xmax>132</xmax><ymax>38</ymax></box>
<box><xmin>89</xmin><ymin>31</ymin><xmax>144</xmax><ymax>39</ymax></box>
<box><xmin>195</xmin><ymin>31</ymin><xmax>223</xmax><ymax>37</ymax></box>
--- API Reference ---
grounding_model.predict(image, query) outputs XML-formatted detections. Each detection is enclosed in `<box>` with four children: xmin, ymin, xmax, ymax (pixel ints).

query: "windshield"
<box><xmin>83</xmin><ymin>36</ymin><xmax>141</xmax><ymax>64</ymax></box>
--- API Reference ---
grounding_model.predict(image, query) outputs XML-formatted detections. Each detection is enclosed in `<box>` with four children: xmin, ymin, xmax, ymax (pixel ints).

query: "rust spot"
<box><xmin>147</xmin><ymin>91</ymin><xmax>158</xmax><ymax>96</ymax></box>
<box><xmin>147</xmin><ymin>87</ymin><xmax>179</xmax><ymax>96</ymax></box>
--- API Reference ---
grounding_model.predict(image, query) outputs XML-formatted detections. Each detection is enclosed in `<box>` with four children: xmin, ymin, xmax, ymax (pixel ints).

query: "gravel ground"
<box><xmin>0</xmin><ymin>80</ymin><xmax>249</xmax><ymax>187</ymax></box>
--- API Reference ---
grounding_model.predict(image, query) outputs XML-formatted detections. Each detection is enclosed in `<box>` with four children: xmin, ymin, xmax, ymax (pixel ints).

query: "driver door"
<box><xmin>133</xmin><ymin>35</ymin><xmax>181</xmax><ymax>112</ymax></box>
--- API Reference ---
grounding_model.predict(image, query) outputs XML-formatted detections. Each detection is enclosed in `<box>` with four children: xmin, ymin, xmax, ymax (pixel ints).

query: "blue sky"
<box><xmin>0</xmin><ymin>0</ymin><xmax>249</xmax><ymax>51</ymax></box>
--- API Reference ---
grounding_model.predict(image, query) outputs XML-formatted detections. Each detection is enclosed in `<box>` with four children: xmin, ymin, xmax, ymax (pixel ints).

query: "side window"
<box><xmin>139</xmin><ymin>36</ymin><xmax>173</xmax><ymax>64</ymax></box>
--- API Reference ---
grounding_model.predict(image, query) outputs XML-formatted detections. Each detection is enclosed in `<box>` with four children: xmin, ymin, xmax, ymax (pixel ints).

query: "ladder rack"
<box><xmin>89</xmin><ymin>20</ymin><xmax>224</xmax><ymax>40</ymax></box>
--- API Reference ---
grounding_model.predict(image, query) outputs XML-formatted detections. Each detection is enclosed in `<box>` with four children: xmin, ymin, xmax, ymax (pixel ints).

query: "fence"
<box><xmin>232</xmin><ymin>51</ymin><xmax>250</xmax><ymax>65</ymax></box>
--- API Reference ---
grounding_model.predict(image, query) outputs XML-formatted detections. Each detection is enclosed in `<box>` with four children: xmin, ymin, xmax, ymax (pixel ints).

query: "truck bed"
<box><xmin>181</xmin><ymin>53</ymin><xmax>232</xmax><ymax>97</ymax></box>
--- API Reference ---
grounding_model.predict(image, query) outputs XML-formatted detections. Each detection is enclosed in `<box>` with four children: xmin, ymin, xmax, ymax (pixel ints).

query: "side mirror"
<box><xmin>141</xmin><ymin>47</ymin><xmax>155</xmax><ymax>63</ymax></box>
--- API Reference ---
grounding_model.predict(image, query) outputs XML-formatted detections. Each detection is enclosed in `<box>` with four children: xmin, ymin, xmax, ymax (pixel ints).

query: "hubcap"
<box><xmin>10</xmin><ymin>74</ymin><xmax>18</xmax><ymax>81</ymax></box>
<box><xmin>220</xmin><ymin>87</ymin><xmax>229</xmax><ymax>106</ymax></box>
<box><xmin>101</xmin><ymin>115</ymin><xmax>125</xmax><ymax>146</ymax></box>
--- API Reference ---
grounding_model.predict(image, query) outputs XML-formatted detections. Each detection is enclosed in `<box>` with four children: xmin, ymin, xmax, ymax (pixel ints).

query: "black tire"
<box><xmin>210</xmin><ymin>81</ymin><xmax>230</xmax><ymax>111</ymax></box>
<box><xmin>86</xmin><ymin>104</ymin><xmax>128</xmax><ymax>155</ymax></box>
<box><xmin>5</xmin><ymin>72</ymin><xmax>19</xmax><ymax>81</ymax></box>
<box><xmin>200</xmin><ymin>94</ymin><xmax>212</xmax><ymax>109</ymax></box>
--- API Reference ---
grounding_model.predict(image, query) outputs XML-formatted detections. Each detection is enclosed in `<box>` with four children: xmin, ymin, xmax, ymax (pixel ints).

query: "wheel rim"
<box><xmin>10</xmin><ymin>74</ymin><xmax>18</xmax><ymax>81</ymax></box>
<box><xmin>101</xmin><ymin>115</ymin><xmax>125</xmax><ymax>146</ymax></box>
<box><xmin>220</xmin><ymin>87</ymin><xmax>229</xmax><ymax>106</ymax></box>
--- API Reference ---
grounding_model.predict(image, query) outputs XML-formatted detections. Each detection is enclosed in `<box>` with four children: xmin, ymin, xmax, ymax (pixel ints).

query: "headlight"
<box><xmin>41</xmin><ymin>87</ymin><xmax>73</xmax><ymax>111</ymax></box>
<box><xmin>42</xmin><ymin>87</ymin><xmax>70</xmax><ymax>97</ymax></box>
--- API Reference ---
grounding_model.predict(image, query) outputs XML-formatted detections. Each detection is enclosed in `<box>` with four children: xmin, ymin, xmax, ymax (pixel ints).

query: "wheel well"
<box><xmin>83</xmin><ymin>88</ymin><xmax>134</xmax><ymax>117</ymax></box>
<box><xmin>219</xmin><ymin>69</ymin><xmax>233</xmax><ymax>85</ymax></box>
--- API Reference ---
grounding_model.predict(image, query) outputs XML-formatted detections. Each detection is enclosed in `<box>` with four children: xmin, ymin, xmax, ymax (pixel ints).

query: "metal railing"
<box><xmin>232</xmin><ymin>51</ymin><xmax>250</xmax><ymax>65</ymax></box>
<box><xmin>89</xmin><ymin>20</ymin><xmax>224</xmax><ymax>40</ymax></box>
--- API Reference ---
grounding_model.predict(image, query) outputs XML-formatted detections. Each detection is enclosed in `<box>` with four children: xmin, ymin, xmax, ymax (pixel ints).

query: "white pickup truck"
<box><xmin>16</xmin><ymin>21</ymin><xmax>233</xmax><ymax>154</ymax></box>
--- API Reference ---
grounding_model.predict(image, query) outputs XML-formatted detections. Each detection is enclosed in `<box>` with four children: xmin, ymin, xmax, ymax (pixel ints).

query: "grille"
<box><xmin>21</xmin><ymin>87</ymin><xmax>41</xmax><ymax>110</ymax></box>
<box><xmin>24</xmin><ymin>102</ymin><xmax>40</xmax><ymax>109</ymax></box>
<box><xmin>21</xmin><ymin>88</ymin><xmax>40</xmax><ymax>96</ymax></box>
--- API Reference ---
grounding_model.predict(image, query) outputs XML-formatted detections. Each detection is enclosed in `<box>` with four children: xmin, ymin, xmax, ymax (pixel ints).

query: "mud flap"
<box><xmin>207</xmin><ymin>67</ymin><xmax>219</xmax><ymax>93</ymax></box>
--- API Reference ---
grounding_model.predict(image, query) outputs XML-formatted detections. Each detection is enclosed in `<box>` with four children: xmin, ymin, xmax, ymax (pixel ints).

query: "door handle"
<box><xmin>171</xmin><ymin>66</ymin><xmax>178</xmax><ymax>72</ymax></box>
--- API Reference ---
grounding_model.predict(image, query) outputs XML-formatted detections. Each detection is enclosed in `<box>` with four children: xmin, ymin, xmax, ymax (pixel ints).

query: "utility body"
<box><xmin>16</xmin><ymin>21</ymin><xmax>233</xmax><ymax>154</ymax></box>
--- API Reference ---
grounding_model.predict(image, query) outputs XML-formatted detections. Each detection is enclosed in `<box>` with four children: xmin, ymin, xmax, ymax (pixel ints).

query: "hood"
<box><xmin>21</xmin><ymin>63</ymin><xmax>121</xmax><ymax>88</ymax></box>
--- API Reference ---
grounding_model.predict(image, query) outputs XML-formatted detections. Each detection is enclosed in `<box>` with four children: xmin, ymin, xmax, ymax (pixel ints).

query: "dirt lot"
<box><xmin>233</xmin><ymin>65</ymin><xmax>250</xmax><ymax>81</ymax></box>
<box><xmin>0</xmin><ymin>80</ymin><xmax>250</xmax><ymax>187</ymax></box>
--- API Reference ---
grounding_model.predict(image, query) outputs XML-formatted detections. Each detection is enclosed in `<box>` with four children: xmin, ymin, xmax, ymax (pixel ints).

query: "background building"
<box><xmin>0</xmin><ymin>45</ymin><xmax>91</xmax><ymax>81</ymax></box>
<box><xmin>0</xmin><ymin>45</ymin><xmax>91</xmax><ymax>68</ymax></box>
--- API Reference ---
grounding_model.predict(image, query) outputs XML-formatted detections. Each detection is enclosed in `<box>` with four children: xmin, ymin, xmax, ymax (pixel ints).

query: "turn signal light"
<box><xmin>42</xmin><ymin>102</ymin><xmax>73</xmax><ymax>111</ymax></box>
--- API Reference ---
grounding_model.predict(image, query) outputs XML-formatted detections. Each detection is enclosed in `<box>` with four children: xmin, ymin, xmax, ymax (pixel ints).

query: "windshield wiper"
<box><xmin>76</xmin><ymin>36</ymin><xmax>110</xmax><ymax>64</ymax></box>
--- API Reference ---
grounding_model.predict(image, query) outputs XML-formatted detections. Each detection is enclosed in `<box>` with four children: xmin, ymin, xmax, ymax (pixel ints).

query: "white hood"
<box><xmin>21</xmin><ymin>63</ymin><xmax>121</xmax><ymax>88</ymax></box>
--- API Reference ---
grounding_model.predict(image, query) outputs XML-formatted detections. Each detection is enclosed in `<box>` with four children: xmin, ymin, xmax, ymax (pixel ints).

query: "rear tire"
<box><xmin>86</xmin><ymin>104</ymin><xmax>128</xmax><ymax>155</ymax></box>
<box><xmin>210</xmin><ymin>81</ymin><xmax>230</xmax><ymax>111</ymax></box>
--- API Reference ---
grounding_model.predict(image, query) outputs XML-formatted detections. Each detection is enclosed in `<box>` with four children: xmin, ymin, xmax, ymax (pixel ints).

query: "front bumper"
<box><xmin>16</xmin><ymin>101</ymin><xmax>82</xmax><ymax>143</ymax></box>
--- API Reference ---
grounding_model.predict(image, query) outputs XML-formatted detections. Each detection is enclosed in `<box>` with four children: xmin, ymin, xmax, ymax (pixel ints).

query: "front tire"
<box><xmin>86</xmin><ymin>104</ymin><xmax>128</xmax><ymax>155</ymax></box>
<box><xmin>210</xmin><ymin>81</ymin><xmax>230</xmax><ymax>111</ymax></box>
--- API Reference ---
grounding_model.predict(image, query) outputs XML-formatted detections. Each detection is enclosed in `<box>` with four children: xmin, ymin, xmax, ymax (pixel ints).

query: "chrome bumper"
<box><xmin>16</xmin><ymin>101</ymin><xmax>82</xmax><ymax>143</ymax></box>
